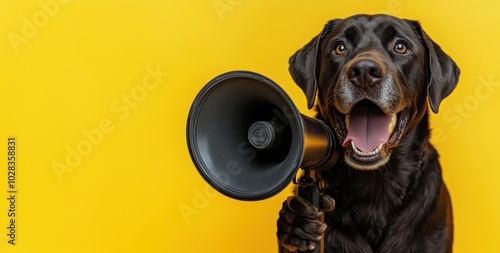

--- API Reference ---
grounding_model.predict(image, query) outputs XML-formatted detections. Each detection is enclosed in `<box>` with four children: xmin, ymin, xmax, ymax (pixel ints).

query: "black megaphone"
<box><xmin>186</xmin><ymin>71</ymin><xmax>340</xmax><ymax>201</ymax></box>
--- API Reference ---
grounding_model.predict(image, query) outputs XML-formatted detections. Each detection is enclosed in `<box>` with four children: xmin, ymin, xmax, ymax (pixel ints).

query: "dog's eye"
<box><xmin>335</xmin><ymin>43</ymin><xmax>347</xmax><ymax>55</ymax></box>
<box><xmin>394</xmin><ymin>42</ymin><xmax>408</xmax><ymax>54</ymax></box>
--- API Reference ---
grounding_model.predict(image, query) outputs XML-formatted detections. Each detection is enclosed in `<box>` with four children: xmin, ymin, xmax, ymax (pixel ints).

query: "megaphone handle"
<box><xmin>297</xmin><ymin>170</ymin><xmax>324</xmax><ymax>253</ymax></box>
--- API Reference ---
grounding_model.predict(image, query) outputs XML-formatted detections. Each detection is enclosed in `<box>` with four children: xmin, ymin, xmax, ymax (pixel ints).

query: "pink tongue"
<box><xmin>342</xmin><ymin>106</ymin><xmax>391</xmax><ymax>152</ymax></box>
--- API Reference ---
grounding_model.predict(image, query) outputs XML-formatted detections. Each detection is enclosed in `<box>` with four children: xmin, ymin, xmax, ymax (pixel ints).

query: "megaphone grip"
<box><xmin>297</xmin><ymin>171</ymin><xmax>324</xmax><ymax>253</ymax></box>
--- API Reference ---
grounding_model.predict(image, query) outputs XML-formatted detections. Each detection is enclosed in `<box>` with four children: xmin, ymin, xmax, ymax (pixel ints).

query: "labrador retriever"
<box><xmin>277</xmin><ymin>14</ymin><xmax>460</xmax><ymax>253</ymax></box>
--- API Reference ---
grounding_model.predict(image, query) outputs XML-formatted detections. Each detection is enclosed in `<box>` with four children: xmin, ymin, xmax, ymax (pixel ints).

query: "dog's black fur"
<box><xmin>277</xmin><ymin>14</ymin><xmax>459</xmax><ymax>253</ymax></box>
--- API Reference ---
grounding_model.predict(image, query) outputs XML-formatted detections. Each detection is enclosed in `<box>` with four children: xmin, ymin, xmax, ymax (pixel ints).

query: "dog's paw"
<box><xmin>277</xmin><ymin>196</ymin><xmax>331</xmax><ymax>252</ymax></box>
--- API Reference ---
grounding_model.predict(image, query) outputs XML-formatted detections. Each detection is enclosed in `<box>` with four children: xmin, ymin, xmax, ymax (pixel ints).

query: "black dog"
<box><xmin>277</xmin><ymin>14</ymin><xmax>459</xmax><ymax>253</ymax></box>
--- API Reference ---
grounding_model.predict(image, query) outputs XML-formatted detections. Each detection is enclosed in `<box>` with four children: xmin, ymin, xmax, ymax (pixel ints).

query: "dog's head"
<box><xmin>289</xmin><ymin>14</ymin><xmax>460</xmax><ymax>170</ymax></box>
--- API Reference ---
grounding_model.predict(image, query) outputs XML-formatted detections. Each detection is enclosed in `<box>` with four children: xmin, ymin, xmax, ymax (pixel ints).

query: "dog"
<box><xmin>277</xmin><ymin>14</ymin><xmax>460</xmax><ymax>253</ymax></box>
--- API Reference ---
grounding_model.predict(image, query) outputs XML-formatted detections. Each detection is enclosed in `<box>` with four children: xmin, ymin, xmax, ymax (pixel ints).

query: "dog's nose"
<box><xmin>347</xmin><ymin>59</ymin><xmax>385</xmax><ymax>88</ymax></box>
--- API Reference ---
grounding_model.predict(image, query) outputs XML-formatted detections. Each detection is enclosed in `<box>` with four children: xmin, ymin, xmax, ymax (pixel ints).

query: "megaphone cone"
<box><xmin>187</xmin><ymin>71</ymin><xmax>340</xmax><ymax>200</ymax></box>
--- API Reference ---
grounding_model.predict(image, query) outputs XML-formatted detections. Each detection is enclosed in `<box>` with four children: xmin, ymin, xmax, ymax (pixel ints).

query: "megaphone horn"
<box><xmin>186</xmin><ymin>71</ymin><xmax>340</xmax><ymax>201</ymax></box>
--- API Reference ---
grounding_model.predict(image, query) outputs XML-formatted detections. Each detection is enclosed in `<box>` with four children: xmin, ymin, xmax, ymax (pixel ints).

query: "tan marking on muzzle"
<box><xmin>345</xmin><ymin>50</ymin><xmax>388</xmax><ymax>77</ymax></box>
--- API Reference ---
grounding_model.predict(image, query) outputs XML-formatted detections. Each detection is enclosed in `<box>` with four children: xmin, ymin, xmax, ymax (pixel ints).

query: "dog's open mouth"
<box><xmin>336</xmin><ymin>100</ymin><xmax>409</xmax><ymax>170</ymax></box>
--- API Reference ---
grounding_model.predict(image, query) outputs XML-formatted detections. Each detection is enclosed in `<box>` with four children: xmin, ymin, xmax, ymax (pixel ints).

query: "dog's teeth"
<box><xmin>351</xmin><ymin>141</ymin><xmax>384</xmax><ymax>156</ymax></box>
<box><xmin>350</xmin><ymin>141</ymin><xmax>382</xmax><ymax>156</ymax></box>
<box><xmin>350</xmin><ymin>140</ymin><xmax>357</xmax><ymax>150</ymax></box>
<box><xmin>388</xmin><ymin>114</ymin><xmax>397</xmax><ymax>133</ymax></box>
<box><xmin>377</xmin><ymin>143</ymin><xmax>384</xmax><ymax>151</ymax></box>
<box><xmin>345</xmin><ymin>113</ymin><xmax>350</xmax><ymax>130</ymax></box>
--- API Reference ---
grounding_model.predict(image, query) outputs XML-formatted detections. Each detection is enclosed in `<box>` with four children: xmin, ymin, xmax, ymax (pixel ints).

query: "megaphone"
<box><xmin>186</xmin><ymin>71</ymin><xmax>340</xmax><ymax>201</ymax></box>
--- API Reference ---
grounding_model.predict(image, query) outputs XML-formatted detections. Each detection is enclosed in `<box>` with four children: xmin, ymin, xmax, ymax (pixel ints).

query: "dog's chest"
<box><xmin>325</xmin><ymin>169</ymin><xmax>410</xmax><ymax>246</ymax></box>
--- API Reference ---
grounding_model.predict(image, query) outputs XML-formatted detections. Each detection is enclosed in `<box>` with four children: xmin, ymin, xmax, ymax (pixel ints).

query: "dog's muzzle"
<box><xmin>346</xmin><ymin>53</ymin><xmax>387</xmax><ymax>89</ymax></box>
<box><xmin>332</xmin><ymin>51</ymin><xmax>409</xmax><ymax>170</ymax></box>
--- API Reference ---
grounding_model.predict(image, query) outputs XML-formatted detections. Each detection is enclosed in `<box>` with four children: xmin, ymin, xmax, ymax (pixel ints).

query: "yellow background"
<box><xmin>0</xmin><ymin>0</ymin><xmax>499</xmax><ymax>252</ymax></box>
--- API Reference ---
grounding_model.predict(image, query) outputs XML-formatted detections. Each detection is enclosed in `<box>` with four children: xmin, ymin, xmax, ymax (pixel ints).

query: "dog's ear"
<box><xmin>289</xmin><ymin>19</ymin><xmax>340</xmax><ymax>109</ymax></box>
<box><xmin>411</xmin><ymin>21</ymin><xmax>460</xmax><ymax>113</ymax></box>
